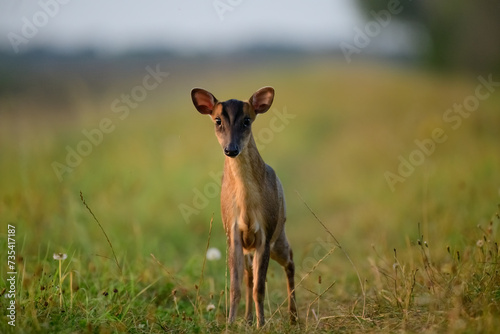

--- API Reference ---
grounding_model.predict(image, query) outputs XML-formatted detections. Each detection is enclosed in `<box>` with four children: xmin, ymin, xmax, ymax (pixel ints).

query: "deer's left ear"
<box><xmin>250</xmin><ymin>86</ymin><xmax>274</xmax><ymax>114</ymax></box>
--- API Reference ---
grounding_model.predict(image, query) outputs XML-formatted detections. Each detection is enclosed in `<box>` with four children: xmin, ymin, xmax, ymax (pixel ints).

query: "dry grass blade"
<box><xmin>150</xmin><ymin>253</ymin><xmax>183</xmax><ymax>286</ymax></box>
<box><xmin>306</xmin><ymin>281</ymin><xmax>336</xmax><ymax>329</ymax></box>
<box><xmin>296</xmin><ymin>190</ymin><xmax>367</xmax><ymax>318</ymax></box>
<box><xmin>262</xmin><ymin>245</ymin><xmax>336</xmax><ymax>331</ymax></box>
<box><xmin>80</xmin><ymin>191</ymin><xmax>122</xmax><ymax>274</ymax></box>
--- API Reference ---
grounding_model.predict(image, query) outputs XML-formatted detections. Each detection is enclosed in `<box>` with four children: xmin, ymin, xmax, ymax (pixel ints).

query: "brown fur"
<box><xmin>191</xmin><ymin>87</ymin><xmax>297</xmax><ymax>327</ymax></box>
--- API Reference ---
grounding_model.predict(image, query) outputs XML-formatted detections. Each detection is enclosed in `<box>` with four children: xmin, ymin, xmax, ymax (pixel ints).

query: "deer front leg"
<box><xmin>253</xmin><ymin>240</ymin><xmax>271</xmax><ymax>328</ymax></box>
<box><xmin>244</xmin><ymin>254</ymin><xmax>254</xmax><ymax>324</ymax></box>
<box><xmin>228</xmin><ymin>226</ymin><xmax>244</xmax><ymax>324</ymax></box>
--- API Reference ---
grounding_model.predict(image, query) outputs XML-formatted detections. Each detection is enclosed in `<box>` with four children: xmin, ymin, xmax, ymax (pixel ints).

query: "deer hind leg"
<box><xmin>244</xmin><ymin>253</ymin><xmax>254</xmax><ymax>324</ymax></box>
<box><xmin>228</xmin><ymin>227</ymin><xmax>244</xmax><ymax>324</ymax></box>
<box><xmin>271</xmin><ymin>231</ymin><xmax>298</xmax><ymax>324</ymax></box>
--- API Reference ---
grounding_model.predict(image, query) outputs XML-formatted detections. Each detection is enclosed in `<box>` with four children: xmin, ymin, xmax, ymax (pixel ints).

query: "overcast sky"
<box><xmin>0</xmin><ymin>0</ymin><xmax>363</xmax><ymax>54</ymax></box>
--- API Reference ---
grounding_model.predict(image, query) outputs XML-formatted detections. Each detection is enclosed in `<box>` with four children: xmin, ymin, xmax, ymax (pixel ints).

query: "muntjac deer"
<box><xmin>191</xmin><ymin>87</ymin><xmax>297</xmax><ymax>327</ymax></box>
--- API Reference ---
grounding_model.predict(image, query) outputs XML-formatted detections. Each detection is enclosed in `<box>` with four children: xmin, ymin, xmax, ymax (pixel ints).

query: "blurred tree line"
<box><xmin>357</xmin><ymin>0</ymin><xmax>500</xmax><ymax>74</ymax></box>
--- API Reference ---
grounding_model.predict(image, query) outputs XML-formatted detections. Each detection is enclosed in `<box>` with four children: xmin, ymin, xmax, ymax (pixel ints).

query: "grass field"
<box><xmin>1</xmin><ymin>54</ymin><xmax>500</xmax><ymax>333</ymax></box>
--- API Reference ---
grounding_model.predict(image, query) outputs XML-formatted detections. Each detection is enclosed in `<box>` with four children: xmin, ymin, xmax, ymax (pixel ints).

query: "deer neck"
<box><xmin>224</xmin><ymin>135</ymin><xmax>265</xmax><ymax>186</ymax></box>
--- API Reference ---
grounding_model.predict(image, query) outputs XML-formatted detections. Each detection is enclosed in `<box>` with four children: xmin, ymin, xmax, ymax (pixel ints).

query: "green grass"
<box><xmin>1</xmin><ymin>55</ymin><xmax>500</xmax><ymax>333</ymax></box>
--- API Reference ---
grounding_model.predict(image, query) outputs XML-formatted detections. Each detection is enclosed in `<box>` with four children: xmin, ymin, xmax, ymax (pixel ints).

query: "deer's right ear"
<box><xmin>191</xmin><ymin>88</ymin><xmax>218</xmax><ymax>115</ymax></box>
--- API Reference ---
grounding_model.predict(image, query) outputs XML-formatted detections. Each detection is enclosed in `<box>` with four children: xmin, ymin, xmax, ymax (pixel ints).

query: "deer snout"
<box><xmin>224</xmin><ymin>143</ymin><xmax>240</xmax><ymax>158</ymax></box>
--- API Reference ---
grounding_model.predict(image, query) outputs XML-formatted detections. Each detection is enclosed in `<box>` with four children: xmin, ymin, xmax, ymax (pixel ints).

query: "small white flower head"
<box><xmin>206</xmin><ymin>303</ymin><xmax>216</xmax><ymax>312</ymax></box>
<box><xmin>476</xmin><ymin>239</ymin><xmax>484</xmax><ymax>248</ymax></box>
<box><xmin>53</xmin><ymin>253</ymin><xmax>67</xmax><ymax>261</ymax></box>
<box><xmin>206</xmin><ymin>247</ymin><xmax>221</xmax><ymax>261</ymax></box>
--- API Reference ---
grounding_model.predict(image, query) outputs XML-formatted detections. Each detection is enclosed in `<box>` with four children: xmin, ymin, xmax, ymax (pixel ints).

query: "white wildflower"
<box><xmin>53</xmin><ymin>253</ymin><xmax>67</xmax><ymax>261</ymax></box>
<box><xmin>206</xmin><ymin>247</ymin><xmax>221</xmax><ymax>261</ymax></box>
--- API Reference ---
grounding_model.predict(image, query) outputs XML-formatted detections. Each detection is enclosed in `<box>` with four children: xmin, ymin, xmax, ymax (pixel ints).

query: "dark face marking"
<box><xmin>213</xmin><ymin>99</ymin><xmax>255</xmax><ymax>158</ymax></box>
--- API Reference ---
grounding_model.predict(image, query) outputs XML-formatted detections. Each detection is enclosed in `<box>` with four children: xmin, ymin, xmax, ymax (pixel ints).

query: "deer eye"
<box><xmin>215</xmin><ymin>117</ymin><xmax>222</xmax><ymax>126</ymax></box>
<box><xmin>243</xmin><ymin>117</ymin><xmax>251</xmax><ymax>127</ymax></box>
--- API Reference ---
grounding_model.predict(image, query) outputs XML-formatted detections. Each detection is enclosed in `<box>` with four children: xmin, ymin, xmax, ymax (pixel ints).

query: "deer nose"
<box><xmin>224</xmin><ymin>144</ymin><xmax>240</xmax><ymax>157</ymax></box>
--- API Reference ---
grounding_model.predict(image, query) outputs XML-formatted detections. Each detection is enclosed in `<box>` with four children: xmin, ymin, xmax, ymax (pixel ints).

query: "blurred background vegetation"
<box><xmin>358</xmin><ymin>0</ymin><xmax>500</xmax><ymax>73</ymax></box>
<box><xmin>0</xmin><ymin>0</ymin><xmax>499</xmax><ymax>332</ymax></box>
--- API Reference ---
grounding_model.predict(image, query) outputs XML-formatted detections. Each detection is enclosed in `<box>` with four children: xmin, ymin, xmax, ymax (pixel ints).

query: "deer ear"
<box><xmin>191</xmin><ymin>88</ymin><xmax>218</xmax><ymax>115</ymax></box>
<box><xmin>250</xmin><ymin>86</ymin><xmax>274</xmax><ymax>114</ymax></box>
